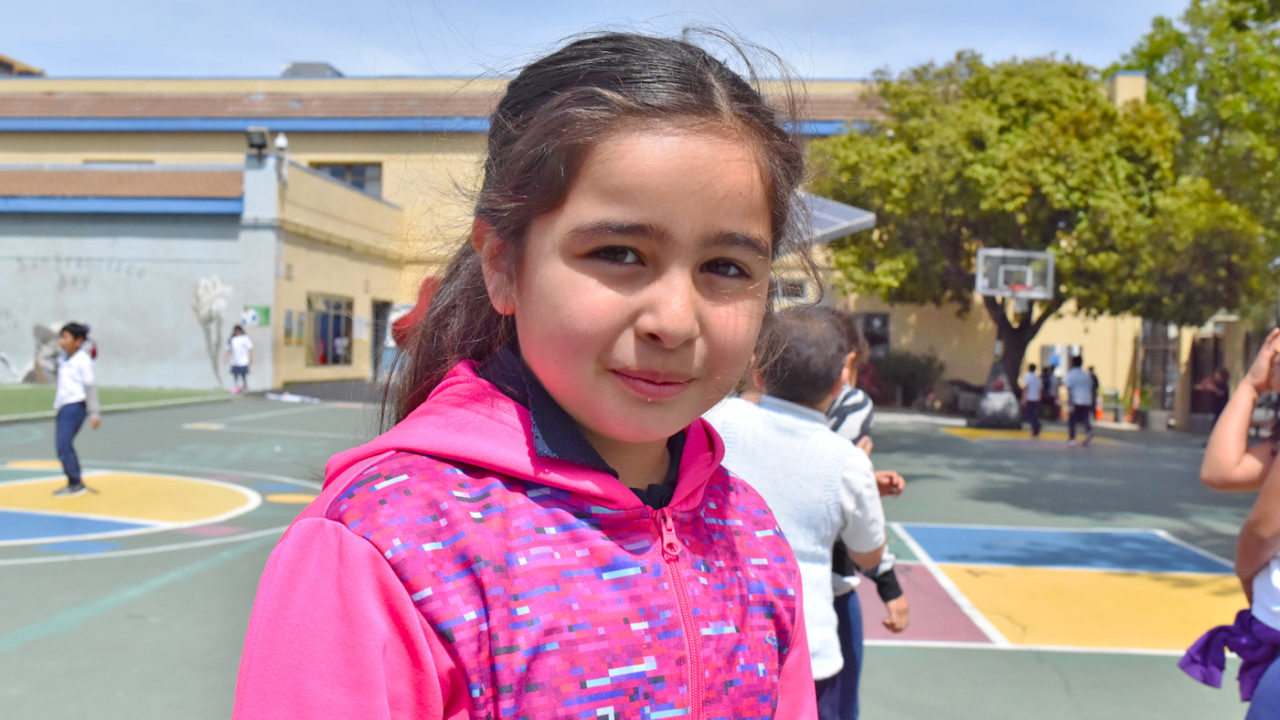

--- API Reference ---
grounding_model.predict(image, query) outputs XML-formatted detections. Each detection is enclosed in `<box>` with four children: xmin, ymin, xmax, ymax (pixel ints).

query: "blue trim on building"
<box><xmin>0</xmin><ymin>197</ymin><xmax>244</xmax><ymax>215</ymax></box>
<box><xmin>0</xmin><ymin>117</ymin><xmax>491</xmax><ymax>133</ymax></box>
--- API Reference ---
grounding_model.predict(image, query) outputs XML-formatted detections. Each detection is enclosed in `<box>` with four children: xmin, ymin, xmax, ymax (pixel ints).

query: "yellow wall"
<box><xmin>837</xmin><ymin>292</ymin><xmax>1141</xmax><ymax>398</ymax></box>
<box><xmin>274</xmin><ymin>232</ymin><xmax>401</xmax><ymax>385</ymax></box>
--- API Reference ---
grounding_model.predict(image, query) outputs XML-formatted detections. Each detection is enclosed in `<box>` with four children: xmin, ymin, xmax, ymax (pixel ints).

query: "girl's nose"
<box><xmin>636</xmin><ymin>272</ymin><xmax>699</xmax><ymax>348</ymax></box>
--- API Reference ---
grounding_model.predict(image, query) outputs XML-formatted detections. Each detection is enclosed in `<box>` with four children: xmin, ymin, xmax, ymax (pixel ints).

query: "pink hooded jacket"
<box><xmin>233</xmin><ymin>361</ymin><xmax>816</xmax><ymax>719</ymax></box>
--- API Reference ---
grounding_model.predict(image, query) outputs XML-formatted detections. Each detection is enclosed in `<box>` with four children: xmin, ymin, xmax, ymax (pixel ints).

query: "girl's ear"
<box><xmin>471</xmin><ymin>219</ymin><xmax>516</xmax><ymax>316</ymax></box>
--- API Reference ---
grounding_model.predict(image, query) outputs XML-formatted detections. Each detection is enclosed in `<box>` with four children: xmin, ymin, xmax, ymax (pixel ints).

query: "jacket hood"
<box><xmin>323</xmin><ymin>361</ymin><xmax>725</xmax><ymax>510</ymax></box>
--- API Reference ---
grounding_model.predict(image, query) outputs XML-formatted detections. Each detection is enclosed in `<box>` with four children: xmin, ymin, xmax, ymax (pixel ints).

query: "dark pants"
<box><xmin>816</xmin><ymin>590</ymin><xmax>864</xmax><ymax>720</ymax></box>
<box><xmin>1069</xmin><ymin>404</ymin><xmax>1093</xmax><ymax>440</ymax></box>
<box><xmin>55</xmin><ymin>402</ymin><xmax>87</xmax><ymax>485</ymax></box>
<box><xmin>1023</xmin><ymin>401</ymin><xmax>1041</xmax><ymax>436</ymax></box>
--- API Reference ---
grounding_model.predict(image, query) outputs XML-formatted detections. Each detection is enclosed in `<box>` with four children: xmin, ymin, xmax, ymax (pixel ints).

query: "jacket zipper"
<box><xmin>656</xmin><ymin>507</ymin><xmax>704</xmax><ymax>719</ymax></box>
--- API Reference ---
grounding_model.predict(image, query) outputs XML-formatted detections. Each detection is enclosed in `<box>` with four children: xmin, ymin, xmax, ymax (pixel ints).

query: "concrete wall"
<box><xmin>0</xmin><ymin>212</ymin><xmax>274</xmax><ymax>390</ymax></box>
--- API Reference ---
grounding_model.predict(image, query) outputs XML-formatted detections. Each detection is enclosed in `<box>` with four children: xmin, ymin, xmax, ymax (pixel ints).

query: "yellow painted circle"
<box><xmin>266</xmin><ymin>493</ymin><xmax>318</xmax><ymax>504</ymax></box>
<box><xmin>0</xmin><ymin>469</ymin><xmax>259</xmax><ymax>527</ymax></box>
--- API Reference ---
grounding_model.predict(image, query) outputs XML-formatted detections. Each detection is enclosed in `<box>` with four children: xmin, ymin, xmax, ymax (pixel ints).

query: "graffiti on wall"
<box><xmin>192</xmin><ymin>275</ymin><xmax>232</xmax><ymax>387</ymax></box>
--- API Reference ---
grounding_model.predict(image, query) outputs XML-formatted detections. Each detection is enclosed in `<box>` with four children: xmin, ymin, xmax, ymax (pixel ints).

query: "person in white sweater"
<box><xmin>705</xmin><ymin>306</ymin><xmax>887</xmax><ymax>719</ymax></box>
<box><xmin>52</xmin><ymin>322</ymin><xmax>100</xmax><ymax>497</ymax></box>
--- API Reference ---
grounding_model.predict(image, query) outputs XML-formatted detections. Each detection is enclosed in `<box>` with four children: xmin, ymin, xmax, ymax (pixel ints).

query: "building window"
<box><xmin>777</xmin><ymin>279</ymin><xmax>808</xmax><ymax>300</ymax></box>
<box><xmin>858</xmin><ymin>313</ymin><xmax>890</xmax><ymax>359</ymax></box>
<box><xmin>312</xmin><ymin>163</ymin><xmax>382</xmax><ymax>199</ymax></box>
<box><xmin>307</xmin><ymin>294</ymin><xmax>354</xmax><ymax>366</ymax></box>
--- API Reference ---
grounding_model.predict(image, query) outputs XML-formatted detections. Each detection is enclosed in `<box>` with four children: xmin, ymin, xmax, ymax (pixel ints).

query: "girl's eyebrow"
<box><xmin>568</xmin><ymin>221</ymin><xmax>769</xmax><ymax>258</ymax></box>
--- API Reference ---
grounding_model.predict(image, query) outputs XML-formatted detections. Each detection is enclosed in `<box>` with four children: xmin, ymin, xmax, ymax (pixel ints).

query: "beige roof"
<box><xmin>0</xmin><ymin>168</ymin><xmax>242</xmax><ymax>198</ymax></box>
<box><xmin>0</xmin><ymin>89</ymin><xmax>880</xmax><ymax>123</ymax></box>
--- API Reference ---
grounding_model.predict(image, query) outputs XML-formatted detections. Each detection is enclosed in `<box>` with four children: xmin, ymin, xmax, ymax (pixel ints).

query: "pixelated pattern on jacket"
<box><xmin>327</xmin><ymin>451</ymin><xmax>801</xmax><ymax>720</ymax></box>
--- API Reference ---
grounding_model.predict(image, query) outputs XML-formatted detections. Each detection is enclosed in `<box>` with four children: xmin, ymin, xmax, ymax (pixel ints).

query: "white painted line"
<box><xmin>0</xmin><ymin>394</ymin><xmax>229</xmax><ymax>422</ymax></box>
<box><xmin>210</xmin><ymin>403</ymin><xmax>335</xmax><ymax>423</ymax></box>
<box><xmin>1153</xmin><ymin>529</ymin><xmax>1235</xmax><ymax>569</ymax></box>
<box><xmin>865</xmin><ymin>638</ymin><xmax>1183</xmax><ymax>657</ymax></box>
<box><xmin>892</xmin><ymin>521</ymin><xmax>1011</xmax><ymax>647</ymax></box>
<box><xmin>899</xmin><ymin>521</ymin><xmax>1164</xmax><ymax>534</ymax></box>
<box><xmin>182</xmin><ymin>425</ymin><xmax>357</xmax><ymax>440</ymax></box>
<box><xmin>874</xmin><ymin>413</ymin><xmax>966</xmax><ymax>427</ymax></box>
<box><xmin>0</xmin><ymin>525</ymin><xmax>289</xmax><ymax>566</ymax></box>
<box><xmin>98</xmin><ymin>460</ymin><xmax>321</xmax><ymax>489</ymax></box>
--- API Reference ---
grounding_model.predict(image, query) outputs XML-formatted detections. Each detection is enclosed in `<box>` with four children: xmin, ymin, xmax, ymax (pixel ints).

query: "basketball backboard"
<box><xmin>975</xmin><ymin>248</ymin><xmax>1055</xmax><ymax>302</ymax></box>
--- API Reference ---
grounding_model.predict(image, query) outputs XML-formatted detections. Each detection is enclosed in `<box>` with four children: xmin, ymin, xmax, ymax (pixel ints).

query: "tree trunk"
<box><xmin>982</xmin><ymin>295</ymin><xmax>1067</xmax><ymax>394</ymax></box>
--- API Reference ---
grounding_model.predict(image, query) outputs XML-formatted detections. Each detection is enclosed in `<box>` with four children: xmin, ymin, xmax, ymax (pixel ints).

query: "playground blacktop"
<box><xmin>0</xmin><ymin>394</ymin><xmax>1259</xmax><ymax>719</ymax></box>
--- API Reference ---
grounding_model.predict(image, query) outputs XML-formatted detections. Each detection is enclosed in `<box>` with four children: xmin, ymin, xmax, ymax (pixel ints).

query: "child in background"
<box><xmin>52</xmin><ymin>322</ymin><xmax>99</xmax><ymax>497</ymax></box>
<box><xmin>226</xmin><ymin>325</ymin><xmax>253</xmax><ymax>394</ymax></box>
<box><xmin>234</xmin><ymin>32</ymin><xmax>818</xmax><ymax>719</ymax></box>
<box><xmin>825</xmin><ymin>309</ymin><xmax>909</xmax><ymax>720</ymax></box>
<box><xmin>1064</xmin><ymin>355</ymin><xmax>1094</xmax><ymax>445</ymax></box>
<box><xmin>706</xmin><ymin>307</ymin><xmax>889</xmax><ymax>720</ymax></box>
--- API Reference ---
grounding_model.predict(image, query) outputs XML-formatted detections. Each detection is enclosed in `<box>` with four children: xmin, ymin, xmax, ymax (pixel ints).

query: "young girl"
<box><xmin>1181</xmin><ymin>328</ymin><xmax>1280</xmax><ymax>716</ymax></box>
<box><xmin>234</xmin><ymin>32</ymin><xmax>819</xmax><ymax>719</ymax></box>
<box><xmin>52</xmin><ymin>322</ymin><xmax>99</xmax><ymax>497</ymax></box>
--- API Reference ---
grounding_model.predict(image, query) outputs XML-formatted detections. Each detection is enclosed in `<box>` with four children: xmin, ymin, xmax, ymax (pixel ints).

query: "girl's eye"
<box><xmin>592</xmin><ymin>246</ymin><xmax>641</xmax><ymax>264</ymax></box>
<box><xmin>703</xmin><ymin>258</ymin><xmax>751</xmax><ymax>278</ymax></box>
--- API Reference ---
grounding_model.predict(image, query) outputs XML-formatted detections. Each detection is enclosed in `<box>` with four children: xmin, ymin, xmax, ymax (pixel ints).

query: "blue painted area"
<box><xmin>900</xmin><ymin>524</ymin><xmax>1231</xmax><ymax>574</ymax></box>
<box><xmin>0</xmin><ymin>117</ymin><xmax>491</xmax><ymax>133</ymax></box>
<box><xmin>0</xmin><ymin>197</ymin><xmax>244</xmax><ymax>215</ymax></box>
<box><xmin>37</xmin><ymin>540</ymin><xmax>122</xmax><ymax>554</ymax></box>
<box><xmin>0</xmin><ymin>509</ymin><xmax>150</xmax><ymax>542</ymax></box>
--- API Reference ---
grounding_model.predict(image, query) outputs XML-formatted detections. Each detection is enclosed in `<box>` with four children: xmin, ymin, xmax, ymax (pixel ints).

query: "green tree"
<box><xmin>1118</xmin><ymin>0</ymin><xmax>1280</xmax><ymax>243</ymax></box>
<box><xmin>810</xmin><ymin>53</ymin><xmax>1264</xmax><ymax>386</ymax></box>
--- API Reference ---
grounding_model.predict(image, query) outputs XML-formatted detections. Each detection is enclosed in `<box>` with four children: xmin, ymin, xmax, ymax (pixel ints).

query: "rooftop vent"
<box><xmin>281</xmin><ymin>62</ymin><xmax>344</xmax><ymax>78</ymax></box>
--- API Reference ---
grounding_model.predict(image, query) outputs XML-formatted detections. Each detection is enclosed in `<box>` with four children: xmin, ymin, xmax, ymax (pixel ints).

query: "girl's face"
<box><xmin>484</xmin><ymin>127</ymin><xmax>772</xmax><ymax>457</ymax></box>
<box><xmin>58</xmin><ymin>331</ymin><xmax>83</xmax><ymax>356</ymax></box>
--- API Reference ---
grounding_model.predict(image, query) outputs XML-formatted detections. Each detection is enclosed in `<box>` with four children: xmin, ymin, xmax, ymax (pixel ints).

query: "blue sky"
<box><xmin>3</xmin><ymin>0</ymin><xmax>1189</xmax><ymax>79</ymax></box>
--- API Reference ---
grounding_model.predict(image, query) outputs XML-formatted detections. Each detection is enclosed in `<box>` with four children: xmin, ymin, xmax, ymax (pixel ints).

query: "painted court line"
<box><xmin>182</xmin><ymin>425</ymin><xmax>357</xmax><ymax>440</ymax></box>
<box><xmin>212</xmin><ymin>403</ymin><xmax>355</xmax><ymax>424</ymax></box>
<box><xmin>0</xmin><ymin>468</ymin><xmax>263</xmax><ymax>547</ymax></box>
<box><xmin>0</xmin><ymin>525</ymin><xmax>288</xmax><ymax>566</ymax></box>
<box><xmin>1153</xmin><ymin>529</ymin><xmax>1234</xmax><ymax>568</ymax></box>
<box><xmin>0</xmin><ymin>394</ymin><xmax>229</xmax><ymax>422</ymax></box>
<box><xmin>864</xmin><ymin>638</ymin><xmax>1183</xmax><ymax>657</ymax></box>
<box><xmin>0</xmin><ymin>533</ymin><xmax>277</xmax><ymax>654</ymax></box>
<box><xmin>899</xmin><ymin>520</ymin><xmax>1165</xmax><ymax>533</ymax></box>
<box><xmin>891</xmin><ymin>521</ymin><xmax>1011</xmax><ymax>647</ymax></box>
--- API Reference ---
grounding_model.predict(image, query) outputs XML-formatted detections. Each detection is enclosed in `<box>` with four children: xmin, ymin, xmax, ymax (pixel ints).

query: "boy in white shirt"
<box><xmin>706</xmin><ymin>306</ymin><xmax>890</xmax><ymax>719</ymax></box>
<box><xmin>1022</xmin><ymin>363</ymin><xmax>1043</xmax><ymax>437</ymax></box>
<box><xmin>1064</xmin><ymin>355</ymin><xmax>1094</xmax><ymax>446</ymax></box>
<box><xmin>52</xmin><ymin>322</ymin><xmax>100</xmax><ymax>497</ymax></box>
<box><xmin>226</xmin><ymin>326</ymin><xmax>254</xmax><ymax>394</ymax></box>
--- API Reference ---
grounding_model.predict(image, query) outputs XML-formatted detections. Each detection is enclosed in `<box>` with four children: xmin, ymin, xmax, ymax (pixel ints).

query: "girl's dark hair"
<box><xmin>388</xmin><ymin>30</ymin><xmax>817</xmax><ymax>424</ymax></box>
<box><xmin>60</xmin><ymin>322</ymin><xmax>88</xmax><ymax>341</ymax></box>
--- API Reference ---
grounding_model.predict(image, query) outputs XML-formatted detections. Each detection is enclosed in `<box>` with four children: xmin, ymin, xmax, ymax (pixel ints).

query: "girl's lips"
<box><xmin>611</xmin><ymin>369</ymin><xmax>694</xmax><ymax>400</ymax></box>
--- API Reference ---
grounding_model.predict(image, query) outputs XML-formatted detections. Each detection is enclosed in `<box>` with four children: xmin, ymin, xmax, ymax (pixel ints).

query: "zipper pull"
<box><xmin>657</xmin><ymin>508</ymin><xmax>681</xmax><ymax>560</ymax></box>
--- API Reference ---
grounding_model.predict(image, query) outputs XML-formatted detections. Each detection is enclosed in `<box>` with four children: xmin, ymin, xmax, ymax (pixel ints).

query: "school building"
<box><xmin>0</xmin><ymin>61</ymin><xmax>1234</xmax><ymax>429</ymax></box>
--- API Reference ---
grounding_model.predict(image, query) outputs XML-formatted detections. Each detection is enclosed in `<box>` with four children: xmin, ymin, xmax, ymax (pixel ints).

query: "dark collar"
<box><xmin>477</xmin><ymin>347</ymin><xmax>683</xmax><ymax>507</ymax></box>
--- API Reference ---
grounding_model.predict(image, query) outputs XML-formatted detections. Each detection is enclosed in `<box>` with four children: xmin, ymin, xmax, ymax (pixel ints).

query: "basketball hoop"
<box><xmin>1006</xmin><ymin>282</ymin><xmax>1032</xmax><ymax>313</ymax></box>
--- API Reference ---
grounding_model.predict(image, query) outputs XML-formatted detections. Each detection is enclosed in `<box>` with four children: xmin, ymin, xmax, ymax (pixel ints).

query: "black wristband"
<box><xmin>871</xmin><ymin>566</ymin><xmax>904</xmax><ymax>603</ymax></box>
